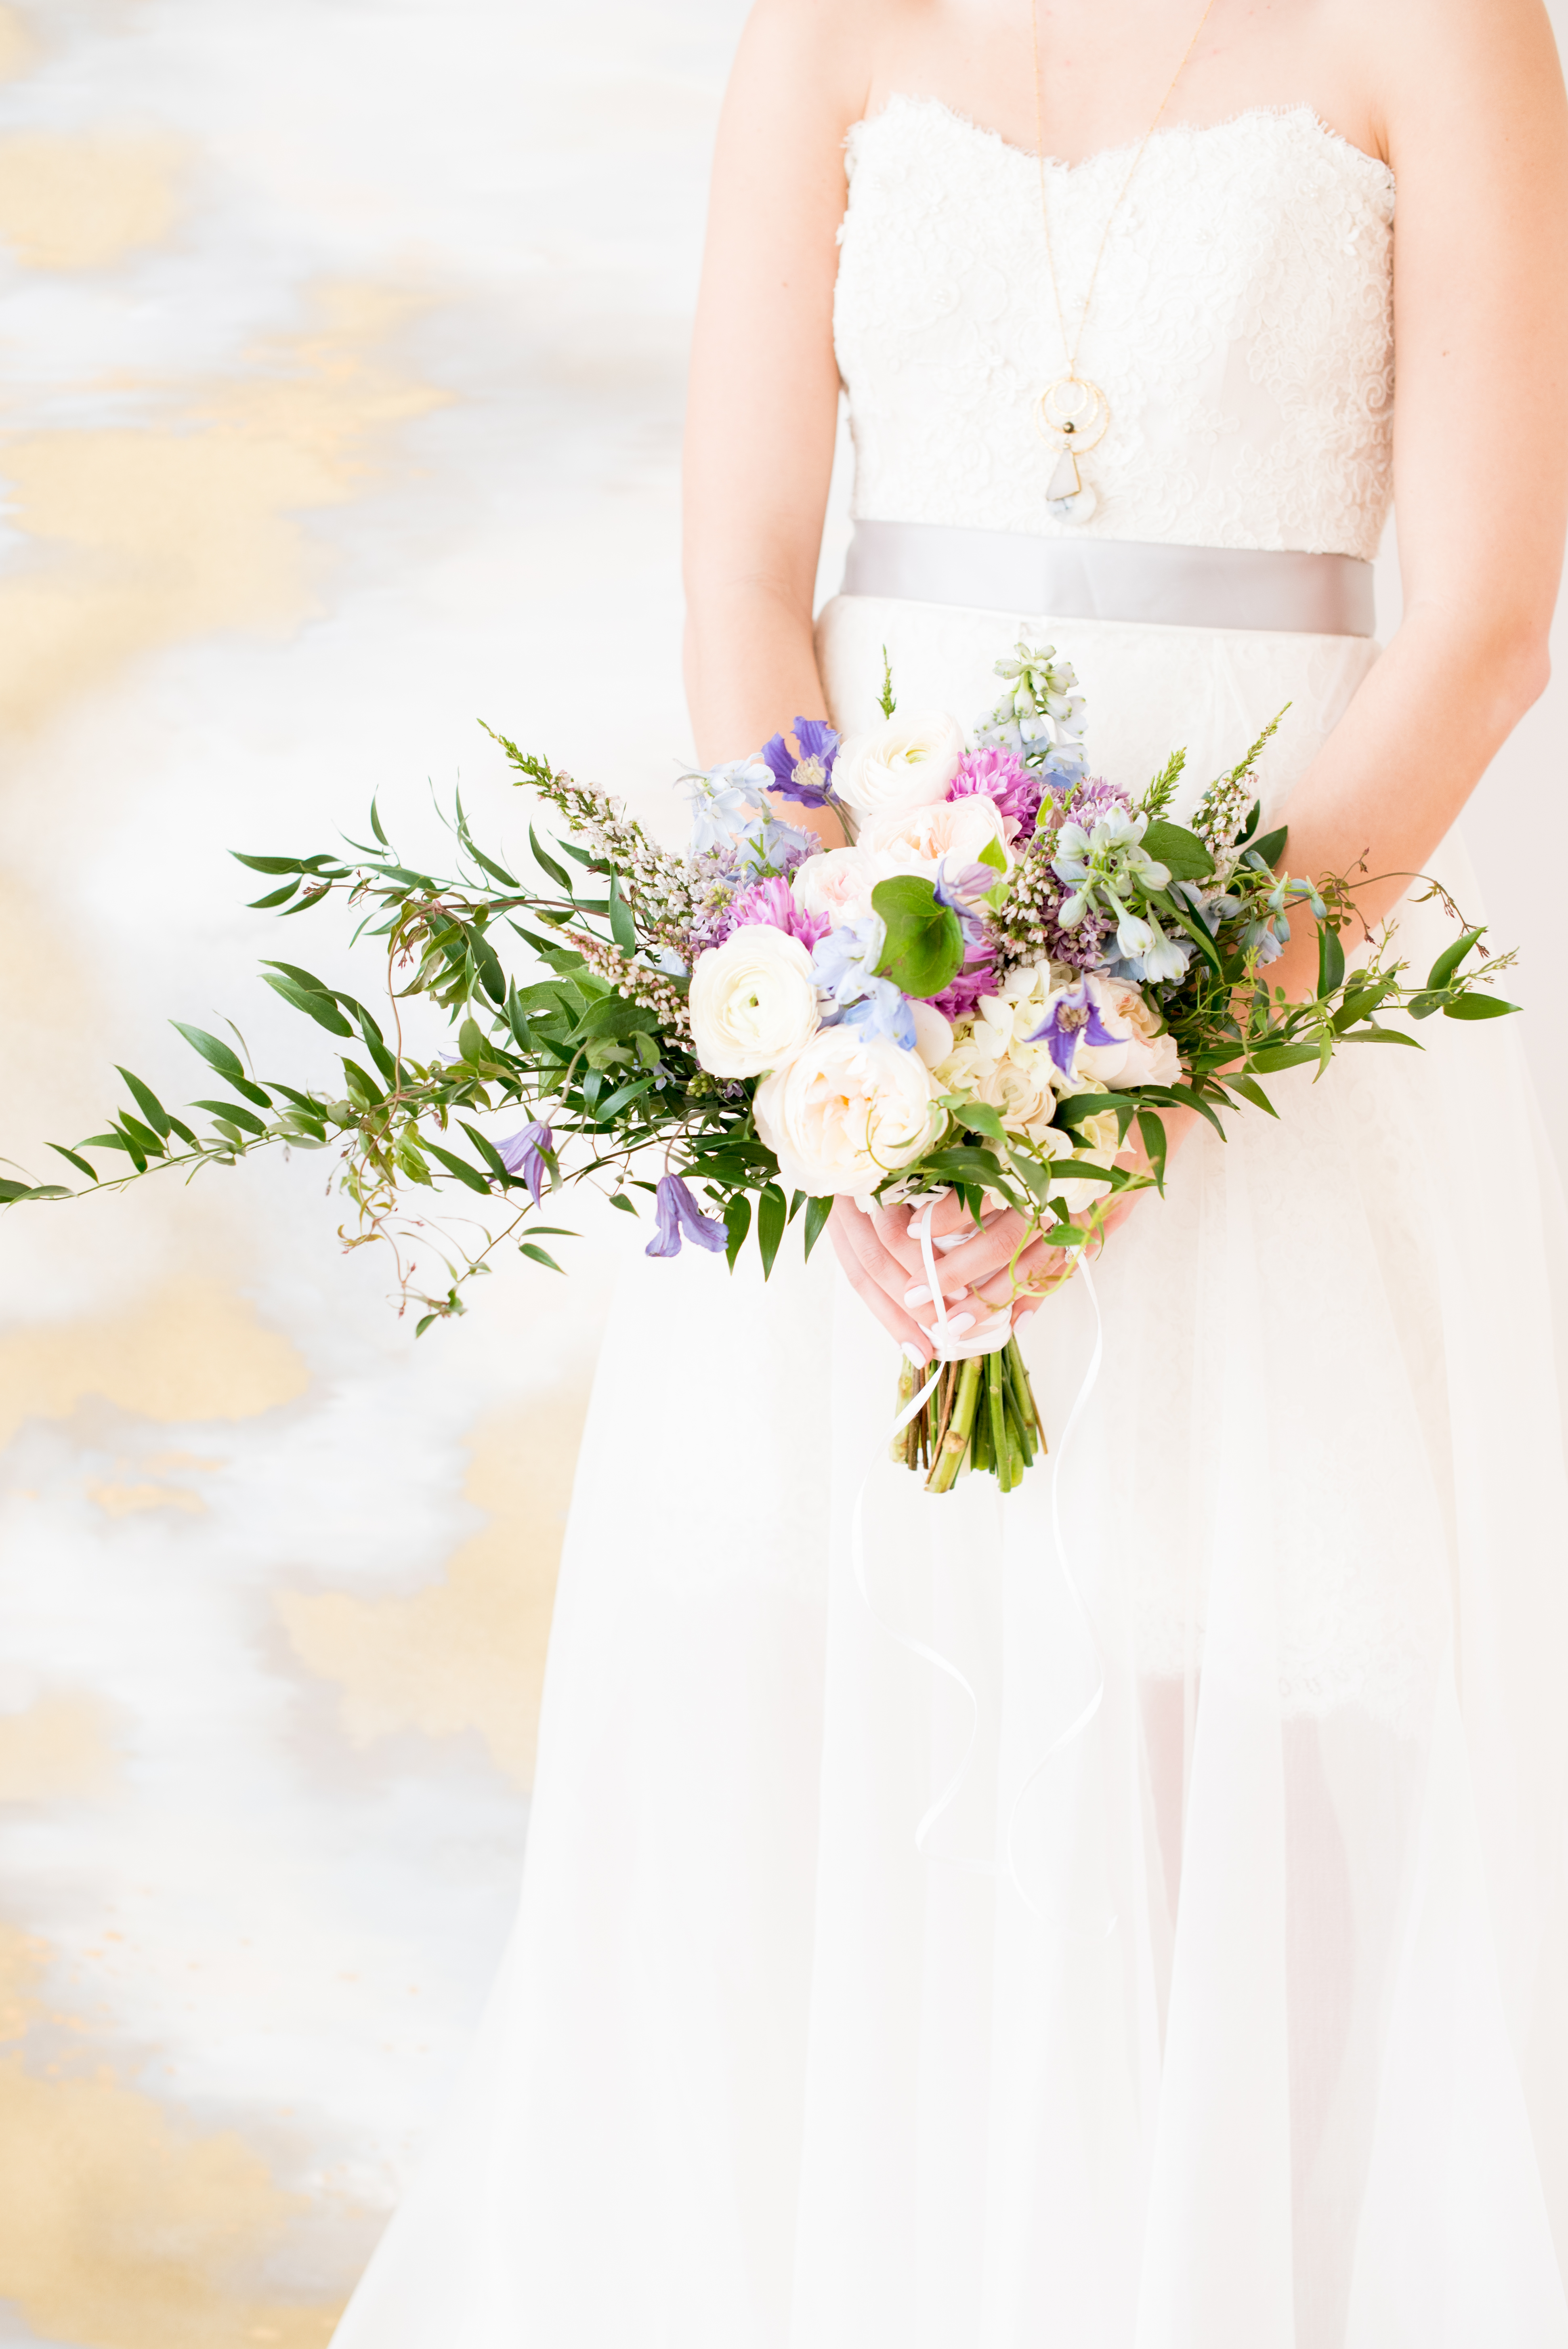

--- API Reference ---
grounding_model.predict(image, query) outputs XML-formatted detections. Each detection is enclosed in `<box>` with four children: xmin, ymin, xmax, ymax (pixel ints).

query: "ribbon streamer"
<box><xmin>849</xmin><ymin>1202</ymin><xmax>1113</xmax><ymax>1917</ymax></box>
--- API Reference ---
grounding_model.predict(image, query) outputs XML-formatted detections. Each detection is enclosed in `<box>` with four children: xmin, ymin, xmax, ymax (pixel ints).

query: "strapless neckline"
<box><xmin>852</xmin><ymin>91</ymin><xmax>1394</xmax><ymax>194</ymax></box>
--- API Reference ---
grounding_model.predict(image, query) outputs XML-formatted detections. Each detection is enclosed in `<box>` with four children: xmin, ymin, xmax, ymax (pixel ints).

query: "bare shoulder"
<box><xmin>1344</xmin><ymin>0</ymin><xmax>1568</xmax><ymax>168</ymax></box>
<box><xmin>722</xmin><ymin>0</ymin><xmax>917</xmax><ymax>135</ymax></box>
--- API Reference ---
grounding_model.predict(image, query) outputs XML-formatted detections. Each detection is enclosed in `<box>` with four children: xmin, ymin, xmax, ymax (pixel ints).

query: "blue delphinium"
<box><xmin>810</xmin><ymin>916</ymin><xmax>917</xmax><ymax>1050</ymax></box>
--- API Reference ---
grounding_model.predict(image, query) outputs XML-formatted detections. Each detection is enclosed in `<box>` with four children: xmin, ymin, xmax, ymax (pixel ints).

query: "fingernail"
<box><xmin>946</xmin><ymin>1312</ymin><xmax>975</xmax><ymax>1336</ymax></box>
<box><xmin>933</xmin><ymin>1233</ymin><xmax>968</xmax><ymax>1254</ymax></box>
<box><xmin>904</xmin><ymin>1283</ymin><xmax>932</xmax><ymax>1307</ymax></box>
<box><xmin>901</xmin><ymin>1340</ymin><xmax>928</xmax><ymax>1367</ymax></box>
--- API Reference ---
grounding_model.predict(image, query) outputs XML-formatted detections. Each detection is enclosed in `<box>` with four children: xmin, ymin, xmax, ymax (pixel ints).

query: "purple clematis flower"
<box><xmin>645</xmin><ymin>1173</ymin><xmax>729</xmax><ymax>1259</ymax></box>
<box><xmin>1027</xmin><ymin>980</ymin><xmax>1124</xmax><ymax>1079</ymax></box>
<box><xmin>499</xmin><ymin>1120</ymin><xmax>553</xmax><ymax>1205</ymax></box>
<box><xmin>729</xmin><ymin>873</ymin><xmax>830</xmax><ymax>950</ymax></box>
<box><xmin>760</xmin><ymin>716</ymin><xmax>842</xmax><ymax>809</ymax></box>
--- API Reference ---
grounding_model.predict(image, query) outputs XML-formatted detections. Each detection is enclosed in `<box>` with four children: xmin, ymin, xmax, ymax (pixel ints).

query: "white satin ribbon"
<box><xmin>850</xmin><ymin>1201</ymin><xmax>1113</xmax><ymax>1917</ymax></box>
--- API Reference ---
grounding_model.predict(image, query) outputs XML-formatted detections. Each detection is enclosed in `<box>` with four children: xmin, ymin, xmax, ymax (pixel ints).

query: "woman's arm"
<box><xmin>682</xmin><ymin>0</ymin><xmax>874</xmax><ymax>842</ymax></box>
<box><xmin>1268</xmin><ymin>0</ymin><xmax>1568</xmax><ymax>985</ymax></box>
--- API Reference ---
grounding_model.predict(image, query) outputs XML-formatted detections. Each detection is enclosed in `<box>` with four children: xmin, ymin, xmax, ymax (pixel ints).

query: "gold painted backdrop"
<box><xmin>0</xmin><ymin>5</ymin><xmax>1565</xmax><ymax>2343</ymax></box>
<box><xmin>0</xmin><ymin>2</ymin><xmax>753</xmax><ymax>2339</ymax></box>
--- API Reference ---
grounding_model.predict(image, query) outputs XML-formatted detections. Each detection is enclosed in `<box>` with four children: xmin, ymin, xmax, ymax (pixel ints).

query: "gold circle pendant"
<box><xmin>1035</xmin><ymin>372</ymin><xmax>1111</xmax><ymax>456</ymax></box>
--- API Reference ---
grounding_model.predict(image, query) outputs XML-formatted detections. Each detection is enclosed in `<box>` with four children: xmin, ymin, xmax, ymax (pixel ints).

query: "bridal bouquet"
<box><xmin>4</xmin><ymin>641</ymin><xmax>1515</xmax><ymax>1494</ymax></box>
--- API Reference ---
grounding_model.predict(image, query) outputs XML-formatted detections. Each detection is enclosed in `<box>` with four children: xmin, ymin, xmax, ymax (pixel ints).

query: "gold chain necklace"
<box><xmin>1030</xmin><ymin>0</ymin><xmax>1218</xmax><ymax>519</ymax></box>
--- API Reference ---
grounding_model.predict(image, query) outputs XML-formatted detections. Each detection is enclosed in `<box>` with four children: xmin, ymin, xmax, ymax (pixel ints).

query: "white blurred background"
<box><xmin>0</xmin><ymin>4</ymin><xmax>1562</xmax><ymax>2343</ymax></box>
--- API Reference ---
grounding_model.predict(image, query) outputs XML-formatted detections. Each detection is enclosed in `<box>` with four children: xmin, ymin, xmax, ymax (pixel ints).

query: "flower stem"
<box><xmin>926</xmin><ymin>1357</ymin><xmax>982</xmax><ymax>1494</ymax></box>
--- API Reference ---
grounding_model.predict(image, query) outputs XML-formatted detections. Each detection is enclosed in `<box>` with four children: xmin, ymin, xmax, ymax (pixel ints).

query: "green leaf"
<box><xmin>263</xmin><ymin>972</ymin><xmax>354</xmax><ymax>1037</ymax></box>
<box><xmin>459</xmin><ymin>1123</ymin><xmax>510</xmax><ymax>1179</ymax></box>
<box><xmin>115</xmin><ymin>1068</ymin><xmax>172</xmax><ymax>1138</ymax></box>
<box><xmin>1247</xmin><ymin>1043</ymin><xmax>1320</xmax><ymax>1073</ymax></box>
<box><xmin>724</xmin><ymin>1192</ymin><xmax>751</xmax><ymax>1270</ymax></box>
<box><xmin>248</xmin><ymin>880</ymin><xmax>300</xmax><ymax>909</ymax></box>
<box><xmin>1345</xmin><ymin>1027</ymin><xmax>1421</xmax><ymax>1046</ymax></box>
<box><xmin>953</xmin><ymin>1098</ymin><xmax>1006</xmax><ymax>1143</ymax></box>
<box><xmin>595</xmin><ymin>1076</ymin><xmax>656</xmax><ymax>1123</ymax></box>
<box><xmin>1426</xmin><ymin>927</ymin><xmax>1486</xmax><ymax>992</ymax></box>
<box><xmin>1235</xmin><ymin>797</ymin><xmax>1262</xmax><ymax>846</ymax></box>
<box><xmin>172</xmin><ymin>1022</ymin><xmax>272</xmax><ymax>1108</ymax></box>
<box><xmin>191</xmin><ymin>1098</ymin><xmax>268</xmax><ymax>1137</ymax></box>
<box><xmin>1249</xmin><ymin>825</ymin><xmax>1288</xmax><ymax>868</ymax></box>
<box><xmin>757</xmin><ymin>1182</ymin><xmax>787</xmax><ymax>1278</ymax></box>
<box><xmin>415</xmin><ymin>1312</ymin><xmax>439</xmax><ymax>1336</ymax></box>
<box><xmin>231</xmin><ymin>852</ymin><xmax>306</xmax><ymax>875</ymax></box>
<box><xmin>870</xmin><ymin>875</ymin><xmax>965</xmax><ymax>1000</ymax></box>
<box><xmin>1316</xmin><ymin>921</ymin><xmax>1346</xmax><ymax>997</ymax></box>
<box><xmin>803</xmin><ymin>1194</ymin><xmax>833</xmax><ymax>1260</ymax></box>
<box><xmin>1442</xmin><ymin>993</ymin><xmax>1520</xmax><ymax>1021</ymax></box>
<box><xmin>424</xmin><ymin>1140</ymin><xmax>493</xmax><ymax>1195</ymax></box>
<box><xmin>472</xmin><ymin>928</ymin><xmax>507</xmax><ymax>1006</ymax></box>
<box><xmin>570</xmin><ymin>994</ymin><xmax>659</xmax><ymax>1045</ymax></box>
<box><xmin>519</xmin><ymin>1243</ymin><xmax>564</xmax><ymax>1272</ymax></box>
<box><xmin>48</xmin><ymin>1144</ymin><xmax>99</xmax><ymax>1182</ymax></box>
<box><xmin>527</xmin><ymin>823</ymin><xmax>571</xmax><ymax>890</ymax></box>
<box><xmin>1226</xmin><ymin>1073</ymin><xmax>1278</xmax><ymax>1118</ymax></box>
<box><xmin>1136</xmin><ymin>1108</ymin><xmax>1167</xmax><ymax>1186</ymax></box>
<box><xmin>117</xmin><ymin>1114</ymin><xmax>166</xmax><ymax>1159</ymax></box>
<box><xmin>0</xmin><ymin>1178</ymin><xmax>40</xmax><ymax>1203</ymax></box>
<box><xmin>1140</xmin><ymin>819</ymin><xmax>1214</xmax><ymax>881</ymax></box>
<box><xmin>609</xmin><ymin>1191</ymin><xmax>639</xmax><ymax>1215</ymax></box>
<box><xmin>369</xmin><ymin>797</ymin><xmax>389</xmax><ymax>846</ymax></box>
<box><xmin>458</xmin><ymin>1016</ymin><xmax>488</xmax><ymax>1065</ymax></box>
<box><xmin>607</xmin><ymin>871</ymin><xmax>638</xmax><ymax>954</ymax></box>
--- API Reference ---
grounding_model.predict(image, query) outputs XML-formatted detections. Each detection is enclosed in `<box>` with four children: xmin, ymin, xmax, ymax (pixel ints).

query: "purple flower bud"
<box><xmin>499</xmin><ymin>1120</ymin><xmax>552</xmax><ymax>1206</ymax></box>
<box><xmin>645</xmin><ymin>1173</ymin><xmax>728</xmax><ymax>1260</ymax></box>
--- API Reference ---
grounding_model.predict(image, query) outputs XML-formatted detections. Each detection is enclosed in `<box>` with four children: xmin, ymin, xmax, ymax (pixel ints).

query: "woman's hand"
<box><xmin>828</xmin><ymin>1105</ymin><xmax>1203</xmax><ymax>1356</ymax></box>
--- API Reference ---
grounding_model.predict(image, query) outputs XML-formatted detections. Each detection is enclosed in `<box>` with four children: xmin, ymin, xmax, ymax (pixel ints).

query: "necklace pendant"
<box><xmin>1045</xmin><ymin>447</ymin><xmax>1082</xmax><ymax>503</ymax></box>
<box><xmin>1036</xmin><ymin>372</ymin><xmax>1109</xmax><ymax>522</ymax></box>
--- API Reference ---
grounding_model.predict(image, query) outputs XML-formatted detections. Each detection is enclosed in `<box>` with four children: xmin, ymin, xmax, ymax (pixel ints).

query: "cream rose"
<box><xmin>832</xmin><ymin>710</ymin><xmax>966</xmax><ymax>825</ymax></box>
<box><xmin>791</xmin><ymin>845</ymin><xmax>882</xmax><ymax>928</ymax></box>
<box><xmin>862</xmin><ymin>790</ymin><xmax>1011</xmax><ymax>878</ymax></box>
<box><xmin>1100</xmin><ymin>977</ymin><xmax>1182</xmax><ymax>1087</ymax></box>
<box><xmin>688</xmin><ymin>926</ymin><xmax>819</xmax><ymax>1079</ymax></box>
<box><xmin>754</xmin><ymin>1026</ymin><xmax>941</xmax><ymax>1197</ymax></box>
<box><xmin>1041</xmin><ymin>1106</ymin><xmax>1123</xmax><ymax>1214</ymax></box>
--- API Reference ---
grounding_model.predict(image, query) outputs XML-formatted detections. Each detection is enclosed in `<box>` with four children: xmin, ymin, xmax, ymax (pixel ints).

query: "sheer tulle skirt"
<box><xmin>332</xmin><ymin>599</ymin><xmax>1568</xmax><ymax>2347</ymax></box>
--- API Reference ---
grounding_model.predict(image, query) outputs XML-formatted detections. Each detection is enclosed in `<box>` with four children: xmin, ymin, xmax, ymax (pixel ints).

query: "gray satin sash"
<box><xmin>840</xmin><ymin>518</ymin><xmax>1376</xmax><ymax>638</ymax></box>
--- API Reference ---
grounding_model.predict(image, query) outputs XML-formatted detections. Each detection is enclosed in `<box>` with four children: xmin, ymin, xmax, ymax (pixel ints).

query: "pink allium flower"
<box><xmin>728</xmin><ymin>875</ymin><xmax>830</xmax><ymax>951</ymax></box>
<box><xmin>947</xmin><ymin>747</ymin><xmax>1043</xmax><ymax>842</ymax></box>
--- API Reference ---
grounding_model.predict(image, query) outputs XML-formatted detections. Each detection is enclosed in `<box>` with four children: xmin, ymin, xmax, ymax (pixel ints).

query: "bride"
<box><xmin>334</xmin><ymin>0</ymin><xmax>1568</xmax><ymax>2341</ymax></box>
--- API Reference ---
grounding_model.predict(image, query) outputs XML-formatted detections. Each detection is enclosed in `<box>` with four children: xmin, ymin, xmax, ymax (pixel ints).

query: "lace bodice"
<box><xmin>834</xmin><ymin>98</ymin><xmax>1395</xmax><ymax>560</ymax></box>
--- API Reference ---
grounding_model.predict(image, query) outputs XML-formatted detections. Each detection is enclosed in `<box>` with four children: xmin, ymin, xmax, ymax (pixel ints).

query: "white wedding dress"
<box><xmin>334</xmin><ymin>99</ymin><xmax>1568</xmax><ymax>2348</ymax></box>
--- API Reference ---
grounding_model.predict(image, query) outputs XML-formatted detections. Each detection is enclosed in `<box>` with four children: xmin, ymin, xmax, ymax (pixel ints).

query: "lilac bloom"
<box><xmin>729</xmin><ymin>874</ymin><xmax>830</xmax><ymax>950</ymax></box>
<box><xmin>1027</xmin><ymin>980</ymin><xmax>1125</xmax><ymax>1079</ymax></box>
<box><xmin>499</xmin><ymin>1120</ymin><xmax>553</xmax><ymax>1206</ymax></box>
<box><xmin>645</xmin><ymin>1173</ymin><xmax>728</xmax><ymax>1259</ymax></box>
<box><xmin>760</xmin><ymin>716</ymin><xmax>842</xmax><ymax>810</ymax></box>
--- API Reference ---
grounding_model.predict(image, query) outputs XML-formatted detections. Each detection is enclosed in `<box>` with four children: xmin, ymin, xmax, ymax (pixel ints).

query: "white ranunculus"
<box><xmin>863</xmin><ymin>790</ymin><xmax>1011</xmax><ymax>877</ymax></box>
<box><xmin>832</xmin><ymin>710</ymin><xmax>966</xmax><ymax>825</ymax></box>
<box><xmin>791</xmin><ymin>845</ymin><xmax>882</xmax><ymax>927</ymax></box>
<box><xmin>688</xmin><ymin>925</ymin><xmax>820</xmax><ymax>1079</ymax></box>
<box><xmin>754</xmin><ymin>1026</ymin><xmax>942</xmax><ymax>1197</ymax></box>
